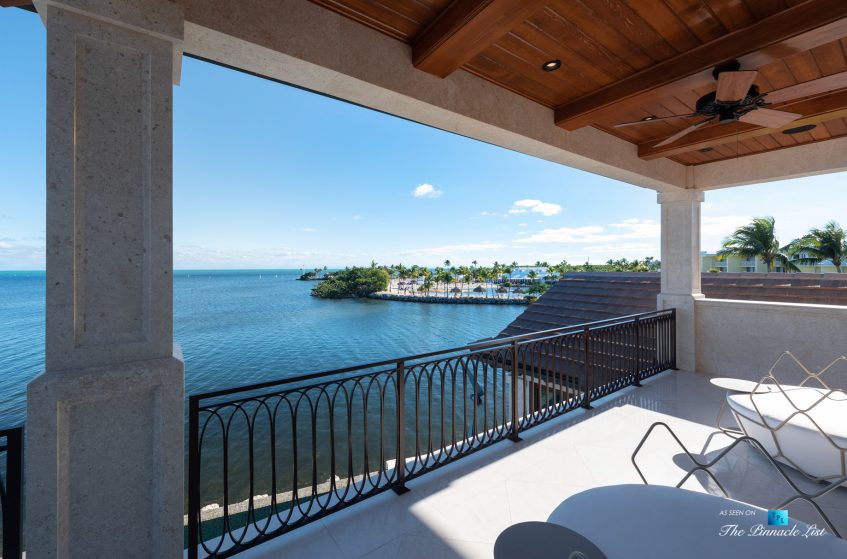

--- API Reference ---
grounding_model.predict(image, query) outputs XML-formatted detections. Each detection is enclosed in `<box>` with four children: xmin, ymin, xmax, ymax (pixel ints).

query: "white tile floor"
<box><xmin>238</xmin><ymin>370</ymin><xmax>847</xmax><ymax>559</ymax></box>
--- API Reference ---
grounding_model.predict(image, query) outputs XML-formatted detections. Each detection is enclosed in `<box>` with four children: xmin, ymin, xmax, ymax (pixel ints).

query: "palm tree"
<box><xmin>441</xmin><ymin>271</ymin><xmax>454</xmax><ymax>296</ymax></box>
<box><xmin>477</xmin><ymin>266</ymin><xmax>491</xmax><ymax>298</ymax></box>
<box><xmin>457</xmin><ymin>265</ymin><xmax>471</xmax><ymax>295</ymax></box>
<box><xmin>787</xmin><ymin>220</ymin><xmax>846</xmax><ymax>273</ymax></box>
<box><xmin>718</xmin><ymin>217</ymin><xmax>799</xmax><ymax>272</ymax></box>
<box><xmin>419</xmin><ymin>277</ymin><xmax>433</xmax><ymax>297</ymax></box>
<box><xmin>420</xmin><ymin>270</ymin><xmax>433</xmax><ymax>296</ymax></box>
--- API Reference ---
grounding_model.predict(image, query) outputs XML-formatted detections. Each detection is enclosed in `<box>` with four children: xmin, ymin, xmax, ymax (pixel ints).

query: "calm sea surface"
<box><xmin>0</xmin><ymin>269</ymin><xmax>523</xmax><ymax>427</ymax></box>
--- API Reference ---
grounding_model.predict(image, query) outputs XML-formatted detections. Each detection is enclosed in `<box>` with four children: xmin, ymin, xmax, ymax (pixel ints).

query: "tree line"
<box><xmin>310</xmin><ymin>257</ymin><xmax>662</xmax><ymax>299</ymax></box>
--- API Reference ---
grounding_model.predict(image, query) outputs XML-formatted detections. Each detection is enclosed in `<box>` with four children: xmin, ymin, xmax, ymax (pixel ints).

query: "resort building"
<box><xmin>3</xmin><ymin>1</ymin><xmax>847</xmax><ymax>558</ymax></box>
<box><xmin>702</xmin><ymin>251</ymin><xmax>841</xmax><ymax>273</ymax></box>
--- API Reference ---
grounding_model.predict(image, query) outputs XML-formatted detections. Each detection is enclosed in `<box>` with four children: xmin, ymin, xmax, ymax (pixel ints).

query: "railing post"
<box><xmin>3</xmin><ymin>427</ymin><xmax>22</xmax><ymax>559</ymax></box>
<box><xmin>670</xmin><ymin>308</ymin><xmax>678</xmax><ymax>370</ymax></box>
<box><xmin>188</xmin><ymin>397</ymin><xmax>200</xmax><ymax>559</ymax></box>
<box><xmin>509</xmin><ymin>340</ymin><xmax>522</xmax><ymax>442</ymax></box>
<box><xmin>393</xmin><ymin>360</ymin><xmax>409</xmax><ymax>494</ymax></box>
<box><xmin>582</xmin><ymin>327</ymin><xmax>593</xmax><ymax>409</ymax></box>
<box><xmin>633</xmin><ymin>316</ymin><xmax>642</xmax><ymax>387</ymax></box>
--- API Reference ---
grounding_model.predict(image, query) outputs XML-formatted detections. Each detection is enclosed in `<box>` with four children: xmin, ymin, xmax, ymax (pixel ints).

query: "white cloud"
<box><xmin>509</xmin><ymin>199</ymin><xmax>562</xmax><ymax>217</ymax></box>
<box><xmin>609</xmin><ymin>218</ymin><xmax>660</xmax><ymax>238</ymax></box>
<box><xmin>352</xmin><ymin>215</ymin><xmax>363</xmax><ymax>221</ymax></box>
<box><xmin>517</xmin><ymin>226</ymin><xmax>606</xmax><ymax>244</ymax></box>
<box><xmin>518</xmin><ymin>223</ymin><xmax>528</xmax><ymax>227</ymax></box>
<box><xmin>701</xmin><ymin>215</ymin><xmax>750</xmax><ymax>236</ymax></box>
<box><xmin>517</xmin><ymin>218</ymin><xmax>659</xmax><ymax>244</ymax></box>
<box><xmin>172</xmin><ymin>244</ymin><xmax>359</xmax><ymax>269</ymax></box>
<box><xmin>699</xmin><ymin>214</ymin><xmax>753</xmax><ymax>252</ymax></box>
<box><xmin>300</xmin><ymin>227</ymin><xmax>317</xmax><ymax>233</ymax></box>
<box><xmin>583</xmin><ymin>242</ymin><xmax>659</xmax><ymax>254</ymax></box>
<box><xmin>412</xmin><ymin>183</ymin><xmax>443</xmax><ymax>198</ymax></box>
<box><xmin>398</xmin><ymin>242</ymin><xmax>504</xmax><ymax>258</ymax></box>
<box><xmin>0</xmin><ymin>237</ymin><xmax>45</xmax><ymax>269</ymax></box>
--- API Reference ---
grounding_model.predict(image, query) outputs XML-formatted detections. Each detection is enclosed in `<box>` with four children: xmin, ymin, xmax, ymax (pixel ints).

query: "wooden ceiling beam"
<box><xmin>0</xmin><ymin>0</ymin><xmax>34</xmax><ymax>6</ymax></box>
<box><xmin>412</xmin><ymin>0</ymin><xmax>546</xmax><ymax>78</ymax></box>
<box><xmin>554</xmin><ymin>0</ymin><xmax>847</xmax><ymax>130</ymax></box>
<box><xmin>637</xmin><ymin>89</ymin><xmax>847</xmax><ymax>159</ymax></box>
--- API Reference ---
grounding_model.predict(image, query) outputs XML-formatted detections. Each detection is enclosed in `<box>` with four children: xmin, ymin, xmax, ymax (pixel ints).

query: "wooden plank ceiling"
<box><xmin>309</xmin><ymin>0</ymin><xmax>847</xmax><ymax>165</ymax></box>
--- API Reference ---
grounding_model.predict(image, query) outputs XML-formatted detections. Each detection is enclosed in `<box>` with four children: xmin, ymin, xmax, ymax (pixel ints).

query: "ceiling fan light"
<box><xmin>783</xmin><ymin>124</ymin><xmax>816</xmax><ymax>135</ymax></box>
<box><xmin>542</xmin><ymin>59</ymin><xmax>561</xmax><ymax>72</ymax></box>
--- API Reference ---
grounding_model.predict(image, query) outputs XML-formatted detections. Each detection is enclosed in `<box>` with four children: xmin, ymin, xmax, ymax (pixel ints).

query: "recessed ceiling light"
<box><xmin>542</xmin><ymin>59</ymin><xmax>561</xmax><ymax>72</ymax></box>
<box><xmin>699</xmin><ymin>147</ymin><xmax>714</xmax><ymax>153</ymax></box>
<box><xmin>641</xmin><ymin>115</ymin><xmax>657</xmax><ymax>122</ymax></box>
<box><xmin>783</xmin><ymin>124</ymin><xmax>816</xmax><ymax>135</ymax></box>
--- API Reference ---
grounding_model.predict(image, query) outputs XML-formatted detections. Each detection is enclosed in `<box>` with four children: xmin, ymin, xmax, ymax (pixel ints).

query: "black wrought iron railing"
<box><xmin>0</xmin><ymin>427</ymin><xmax>23</xmax><ymax>559</ymax></box>
<box><xmin>187</xmin><ymin>309</ymin><xmax>676</xmax><ymax>558</ymax></box>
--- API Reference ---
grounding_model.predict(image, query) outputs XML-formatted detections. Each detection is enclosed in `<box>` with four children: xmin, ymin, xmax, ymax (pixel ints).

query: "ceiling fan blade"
<box><xmin>715</xmin><ymin>71</ymin><xmax>758</xmax><ymax>102</ymax></box>
<box><xmin>614</xmin><ymin>114</ymin><xmax>697</xmax><ymax>128</ymax></box>
<box><xmin>738</xmin><ymin>108</ymin><xmax>801</xmax><ymax>128</ymax></box>
<box><xmin>653</xmin><ymin>118</ymin><xmax>716</xmax><ymax>147</ymax></box>
<box><xmin>766</xmin><ymin>71</ymin><xmax>847</xmax><ymax>104</ymax></box>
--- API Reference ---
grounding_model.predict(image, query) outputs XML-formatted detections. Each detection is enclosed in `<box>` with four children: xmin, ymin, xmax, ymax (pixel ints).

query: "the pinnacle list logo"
<box><xmin>768</xmin><ymin>510</ymin><xmax>789</xmax><ymax>526</ymax></box>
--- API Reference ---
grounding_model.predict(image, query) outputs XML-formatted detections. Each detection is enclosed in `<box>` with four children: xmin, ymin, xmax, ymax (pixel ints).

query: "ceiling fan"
<box><xmin>616</xmin><ymin>61</ymin><xmax>847</xmax><ymax>147</ymax></box>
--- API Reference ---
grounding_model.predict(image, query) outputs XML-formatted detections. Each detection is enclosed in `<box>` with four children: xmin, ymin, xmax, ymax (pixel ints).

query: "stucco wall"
<box><xmin>695</xmin><ymin>299</ymin><xmax>847</xmax><ymax>387</ymax></box>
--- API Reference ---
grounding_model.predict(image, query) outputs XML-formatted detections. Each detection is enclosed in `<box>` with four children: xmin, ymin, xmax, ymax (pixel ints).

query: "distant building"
<box><xmin>490</xmin><ymin>266</ymin><xmax>550</xmax><ymax>285</ymax></box>
<box><xmin>701</xmin><ymin>252</ymin><xmax>840</xmax><ymax>273</ymax></box>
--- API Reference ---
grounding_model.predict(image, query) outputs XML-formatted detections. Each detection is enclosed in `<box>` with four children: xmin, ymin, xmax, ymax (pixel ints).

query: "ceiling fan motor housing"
<box><xmin>695</xmin><ymin>85</ymin><xmax>763</xmax><ymax>123</ymax></box>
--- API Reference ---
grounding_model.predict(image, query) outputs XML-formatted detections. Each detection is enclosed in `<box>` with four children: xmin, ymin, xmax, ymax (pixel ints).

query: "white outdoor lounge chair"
<box><xmin>728</xmin><ymin>385</ymin><xmax>847</xmax><ymax>482</ymax></box>
<box><xmin>726</xmin><ymin>352</ymin><xmax>847</xmax><ymax>483</ymax></box>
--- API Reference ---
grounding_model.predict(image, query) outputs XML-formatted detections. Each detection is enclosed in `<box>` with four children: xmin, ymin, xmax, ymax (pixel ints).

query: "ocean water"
<box><xmin>0</xmin><ymin>269</ymin><xmax>523</xmax><ymax>427</ymax></box>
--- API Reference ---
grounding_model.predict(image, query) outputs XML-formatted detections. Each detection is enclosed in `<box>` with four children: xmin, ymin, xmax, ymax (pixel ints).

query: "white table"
<box><xmin>494</xmin><ymin>521</ymin><xmax>606</xmax><ymax>559</ymax></box>
<box><xmin>548</xmin><ymin>485</ymin><xmax>847</xmax><ymax>559</ymax></box>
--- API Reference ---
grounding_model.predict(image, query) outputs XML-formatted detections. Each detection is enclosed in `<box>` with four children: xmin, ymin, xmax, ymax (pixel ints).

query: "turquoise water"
<box><xmin>0</xmin><ymin>269</ymin><xmax>523</xmax><ymax>427</ymax></box>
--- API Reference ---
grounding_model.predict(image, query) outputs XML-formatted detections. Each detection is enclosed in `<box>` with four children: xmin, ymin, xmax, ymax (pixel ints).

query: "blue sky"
<box><xmin>2</xmin><ymin>9</ymin><xmax>846</xmax><ymax>270</ymax></box>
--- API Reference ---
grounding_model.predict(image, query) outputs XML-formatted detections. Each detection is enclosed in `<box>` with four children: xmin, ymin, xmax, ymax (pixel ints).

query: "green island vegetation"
<box><xmin>297</xmin><ymin>266</ymin><xmax>331</xmax><ymax>281</ymax></box>
<box><xmin>310</xmin><ymin>257</ymin><xmax>661</xmax><ymax>300</ymax></box>
<box><xmin>718</xmin><ymin>217</ymin><xmax>846</xmax><ymax>273</ymax></box>
<box><xmin>310</xmin><ymin>266</ymin><xmax>390</xmax><ymax>298</ymax></box>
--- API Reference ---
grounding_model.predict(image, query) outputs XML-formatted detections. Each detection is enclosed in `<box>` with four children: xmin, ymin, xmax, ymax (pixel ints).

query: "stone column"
<box><xmin>657</xmin><ymin>189</ymin><xmax>705</xmax><ymax>372</ymax></box>
<box><xmin>27</xmin><ymin>1</ymin><xmax>184</xmax><ymax>557</ymax></box>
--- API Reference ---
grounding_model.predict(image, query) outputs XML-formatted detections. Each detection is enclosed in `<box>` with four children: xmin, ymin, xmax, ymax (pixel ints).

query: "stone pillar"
<box><xmin>27</xmin><ymin>1</ymin><xmax>184</xmax><ymax>557</ymax></box>
<box><xmin>657</xmin><ymin>189</ymin><xmax>705</xmax><ymax>372</ymax></box>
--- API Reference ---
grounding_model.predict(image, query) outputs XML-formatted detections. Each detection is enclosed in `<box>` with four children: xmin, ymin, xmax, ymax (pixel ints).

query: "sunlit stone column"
<box><xmin>657</xmin><ymin>189</ymin><xmax>705</xmax><ymax>372</ymax></box>
<box><xmin>27</xmin><ymin>1</ymin><xmax>184</xmax><ymax>556</ymax></box>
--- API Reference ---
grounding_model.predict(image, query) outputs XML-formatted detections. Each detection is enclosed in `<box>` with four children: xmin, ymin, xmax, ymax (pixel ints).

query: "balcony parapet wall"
<box><xmin>695</xmin><ymin>298</ymin><xmax>847</xmax><ymax>387</ymax></box>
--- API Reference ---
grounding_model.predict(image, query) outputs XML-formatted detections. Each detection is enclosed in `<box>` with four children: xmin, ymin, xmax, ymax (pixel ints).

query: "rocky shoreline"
<box><xmin>368</xmin><ymin>293</ymin><xmax>529</xmax><ymax>305</ymax></box>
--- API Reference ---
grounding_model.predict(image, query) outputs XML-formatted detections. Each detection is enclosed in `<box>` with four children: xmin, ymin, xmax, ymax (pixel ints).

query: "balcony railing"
<box><xmin>0</xmin><ymin>427</ymin><xmax>23</xmax><ymax>559</ymax></box>
<box><xmin>187</xmin><ymin>309</ymin><xmax>676</xmax><ymax>558</ymax></box>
